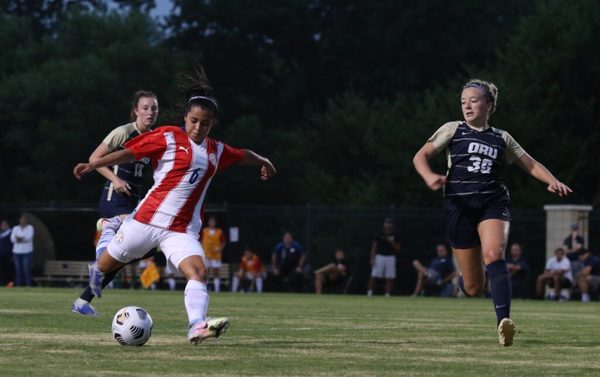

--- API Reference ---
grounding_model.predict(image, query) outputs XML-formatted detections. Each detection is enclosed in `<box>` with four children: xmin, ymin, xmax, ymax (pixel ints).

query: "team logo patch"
<box><xmin>208</xmin><ymin>153</ymin><xmax>217</xmax><ymax>166</ymax></box>
<box><xmin>115</xmin><ymin>230</ymin><xmax>125</xmax><ymax>244</ymax></box>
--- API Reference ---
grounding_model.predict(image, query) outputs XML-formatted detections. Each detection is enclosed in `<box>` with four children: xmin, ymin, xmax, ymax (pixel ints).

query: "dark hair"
<box><xmin>129</xmin><ymin>90</ymin><xmax>157</xmax><ymax>121</ymax></box>
<box><xmin>164</xmin><ymin>66</ymin><xmax>219</xmax><ymax>124</ymax></box>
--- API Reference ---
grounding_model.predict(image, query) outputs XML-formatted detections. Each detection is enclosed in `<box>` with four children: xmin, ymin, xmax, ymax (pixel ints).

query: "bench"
<box><xmin>36</xmin><ymin>260</ymin><xmax>91</xmax><ymax>287</ymax></box>
<box><xmin>169</xmin><ymin>263</ymin><xmax>232</xmax><ymax>290</ymax></box>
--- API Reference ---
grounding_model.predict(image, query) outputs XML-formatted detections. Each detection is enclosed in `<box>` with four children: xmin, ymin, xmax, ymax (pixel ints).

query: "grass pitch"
<box><xmin>0</xmin><ymin>288</ymin><xmax>599</xmax><ymax>376</ymax></box>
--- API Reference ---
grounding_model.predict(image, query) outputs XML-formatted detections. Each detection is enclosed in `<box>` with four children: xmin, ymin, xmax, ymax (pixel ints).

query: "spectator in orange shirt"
<box><xmin>232</xmin><ymin>247</ymin><xmax>265</xmax><ymax>293</ymax></box>
<box><xmin>200</xmin><ymin>216</ymin><xmax>226</xmax><ymax>292</ymax></box>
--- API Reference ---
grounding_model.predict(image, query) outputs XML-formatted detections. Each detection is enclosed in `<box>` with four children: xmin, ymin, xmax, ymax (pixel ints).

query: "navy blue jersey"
<box><xmin>374</xmin><ymin>232</ymin><xmax>401</xmax><ymax>256</ymax></box>
<box><xmin>428</xmin><ymin>121</ymin><xmax>525</xmax><ymax>211</ymax></box>
<box><xmin>583</xmin><ymin>255</ymin><xmax>600</xmax><ymax>275</ymax></box>
<box><xmin>273</xmin><ymin>241</ymin><xmax>304</xmax><ymax>269</ymax></box>
<box><xmin>101</xmin><ymin>123</ymin><xmax>151</xmax><ymax>201</ymax></box>
<box><xmin>506</xmin><ymin>257</ymin><xmax>529</xmax><ymax>283</ymax></box>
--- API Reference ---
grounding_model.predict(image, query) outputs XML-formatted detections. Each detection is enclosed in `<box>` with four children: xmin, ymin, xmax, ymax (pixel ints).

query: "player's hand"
<box><xmin>424</xmin><ymin>173</ymin><xmax>447</xmax><ymax>191</ymax></box>
<box><xmin>73</xmin><ymin>163</ymin><xmax>95</xmax><ymax>180</ymax></box>
<box><xmin>295</xmin><ymin>266</ymin><xmax>302</xmax><ymax>273</ymax></box>
<box><xmin>547</xmin><ymin>180</ymin><xmax>572</xmax><ymax>197</ymax></box>
<box><xmin>112</xmin><ymin>177</ymin><xmax>131</xmax><ymax>196</ymax></box>
<box><xmin>260</xmin><ymin>159</ymin><xmax>276</xmax><ymax>181</ymax></box>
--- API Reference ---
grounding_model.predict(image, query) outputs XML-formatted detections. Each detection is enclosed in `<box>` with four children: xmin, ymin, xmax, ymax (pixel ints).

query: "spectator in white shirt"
<box><xmin>10</xmin><ymin>213</ymin><xmax>35</xmax><ymax>286</ymax></box>
<box><xmin>536</xmin><ymin>247</ymin><xmax>572</xmax><ymax>300</ymax></box>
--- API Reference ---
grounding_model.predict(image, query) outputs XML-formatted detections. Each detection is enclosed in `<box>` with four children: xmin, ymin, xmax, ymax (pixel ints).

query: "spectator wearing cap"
<box><xmin>367</xmin><ymin>218</ymin><xmax>401</xmax><ymax>297</ymax></box>
<box><xmin>576</xmin><ymin>249</ymin><xmax>600</xmax><ymax>303</ymax></box>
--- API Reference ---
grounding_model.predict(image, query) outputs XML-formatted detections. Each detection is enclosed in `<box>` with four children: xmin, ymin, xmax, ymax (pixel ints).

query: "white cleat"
<box><xmin>187</xmin><ymin>317</ymin><xmax>230</xmax><ymax>345</ymax></box>
<box><xmin>498</xmin><ymin>318</ymin><xmax>516</xmax><ymax>347</ymax></box>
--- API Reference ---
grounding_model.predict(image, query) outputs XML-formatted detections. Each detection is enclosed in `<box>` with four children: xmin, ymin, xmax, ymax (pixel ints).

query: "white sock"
<box><xmin>214</xmin><ymin>278</ymin><xmax>221</xmax><ymax>292</ymax></box>
<box><xmin>367</xmin><ymin>289</ymin><xmax>373</xmax><ymax>297</ymax></box>
<box><xmin>184</xmin><ymin>280</ymin><xmax>209</xmax><ymax>325</ymax></box>
<box><xmin>167</xmin><ymin>277</ymin><xmax>176</xmax><ymax>291</ymax></box>
<box><xmin>256</xmin><ymin>277</ymin><xmax>263</xmax><ymax>293</ymax></box>
<box><xmin>74</xmin><ymin>298</ymin><xmax>89</xmax><ymax>306</ymax></box>
<box><xmin>582</xmin><ymin>293</ymin><xmax>591</xmax><ymax>302</ymax></box>
<box><xmin>232</xmin><ymin>276</ymin><xmax>240</xmax><ymax>292</ymax></box>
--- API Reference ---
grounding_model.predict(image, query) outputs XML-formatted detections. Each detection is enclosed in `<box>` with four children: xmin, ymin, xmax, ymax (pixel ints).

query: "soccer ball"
<box><xmin>111</xmin><ymin>306</ymin><xmax>153</xmax><ymax>346</ymax></box>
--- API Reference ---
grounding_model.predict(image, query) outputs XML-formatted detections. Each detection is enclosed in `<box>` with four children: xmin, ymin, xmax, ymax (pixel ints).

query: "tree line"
<box><xmin>1</xmin><ymin>0</ymin><xmax>598</xmax><ymax>208</ymax></box>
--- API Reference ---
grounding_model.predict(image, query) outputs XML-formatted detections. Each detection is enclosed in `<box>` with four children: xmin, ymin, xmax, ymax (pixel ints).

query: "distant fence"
<box><xmin>1</xmin><ymin>203</ymin><xmax>598</xmax><ymax>295</ymax></box>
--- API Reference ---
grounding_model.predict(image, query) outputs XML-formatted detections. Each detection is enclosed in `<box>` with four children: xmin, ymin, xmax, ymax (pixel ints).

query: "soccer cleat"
<box><xmin>187</xmin><ymin>317</ymin><xmax>230</xmax><ymax>345</ymax></box>
<box><xmin>96</xmin><ymin>216</ymin><xmax>122</xmax><ymax>233</ymax></box>
<box><xmin>497</xmin><ymin>318</ymin><xmax>516</xmax><ymax>347</ymax></box>
<box><xmin>71</xmin><ymin>298</ymin><xmax>98</xmax><ymax>316</ymax></box>
<box><xmin>89</xmin><ymin>263</ymin><xmax>105</xmax><ymax>298</ymax></box>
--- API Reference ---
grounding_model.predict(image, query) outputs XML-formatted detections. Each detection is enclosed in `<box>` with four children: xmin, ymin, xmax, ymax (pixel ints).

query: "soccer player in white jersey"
<box><xmin>73</xmin><ymin>68</ymin><xmax>276</xmax><ymax>344</ymax></box>
<box><xmin>413</xmin><ymin>79</ymin><xmax>572</xmax><ymax>346</ymax></box>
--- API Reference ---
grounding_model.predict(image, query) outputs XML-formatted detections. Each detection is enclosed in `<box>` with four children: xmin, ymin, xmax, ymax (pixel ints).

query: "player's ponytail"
<box><xmin>164</xmin><ymin>66</ymin><xmax>219</xmax><ymax>125</ymax></box>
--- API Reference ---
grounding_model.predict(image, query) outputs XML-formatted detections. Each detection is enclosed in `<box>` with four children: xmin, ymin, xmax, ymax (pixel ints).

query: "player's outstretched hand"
<box><xmin>260</xmin><ymin>159</ymin><xmax>276</xmax><ymax>181</ymax></box>
<box><xmin>73</xmin><ymin>163</ymin><xmax>95</xmax><ymax>180</ymax></box>
<box><xmin>425</xmin><ymin>173</ymin><xmax>447</xmax><ymax>191</ymax></box>
<box><xmin>547</xmin><ymin>180</ymin><xmax>573</xmax><ymax>197</ymax></box>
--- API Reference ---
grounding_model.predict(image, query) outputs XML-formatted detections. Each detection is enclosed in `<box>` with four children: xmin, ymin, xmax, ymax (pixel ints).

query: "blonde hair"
<box><xmin>463</xmin><ymin>79</ymin><xmax>498</xmax><ymax>114</ymax></box>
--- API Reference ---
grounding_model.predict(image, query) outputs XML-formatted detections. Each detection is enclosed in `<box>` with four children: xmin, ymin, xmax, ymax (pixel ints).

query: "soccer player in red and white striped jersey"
<box><xmin>73</xmin><ymin>68</ymin><xmax>276</xmax><ymax>344</ymax></box>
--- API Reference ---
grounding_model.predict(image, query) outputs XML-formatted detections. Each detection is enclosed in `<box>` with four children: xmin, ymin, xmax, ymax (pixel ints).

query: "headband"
<box><xmin>188</xmin><ymin>95</ymin><xmax>218</xmax><ymax>109</ymax></box>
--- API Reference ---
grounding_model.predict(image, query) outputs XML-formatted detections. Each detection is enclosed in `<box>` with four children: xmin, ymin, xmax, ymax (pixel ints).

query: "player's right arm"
<box><xmin>74</xmin><ymin>149</ymin><xmax>135</xmax><ymax>180</ymax></box>
<box><xmin>89</xmin><ymin>142</ymin><xmax>132</xmax><ymax>196</ymax></box>
<box><xmin>413</xmin><ymin>142</ymin><xmax>446</xmax><ymax>191</ymax></box>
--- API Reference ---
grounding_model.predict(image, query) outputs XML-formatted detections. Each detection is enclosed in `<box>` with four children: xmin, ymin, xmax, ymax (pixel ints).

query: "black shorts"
<box><xmin>446</xmin><ymin>207</ymin><xmax>511</xmax><ymax>249</ymax></box>
<box><xmin>98</xmin><ymin>187</ymin><xmax>139</xmax><ymax>218</ymax></box>
<box><xmin>152</xmin><ymin>250</ymin><xmax>167</xmax><ymax>267</ymax></box>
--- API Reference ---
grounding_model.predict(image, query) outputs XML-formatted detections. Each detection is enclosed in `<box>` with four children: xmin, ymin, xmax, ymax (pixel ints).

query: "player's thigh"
<box><xmin>453</xmin><ymin>247</ymin><xmax>484</xmax><ymax>285</ymax></box>
<box><xmin>477</xmin><ymin>218</ymin><xmax>510</xmax><ymax>265</ymax></box>
<box><xmin>107</xmin><ymin>219</ymin><xmax>160</xmax><ymax>264</ymax></box>
<box><xmin>159</xmin><ymin>231</ymin><xmax>205</xmax><ymax>271</ymax></box>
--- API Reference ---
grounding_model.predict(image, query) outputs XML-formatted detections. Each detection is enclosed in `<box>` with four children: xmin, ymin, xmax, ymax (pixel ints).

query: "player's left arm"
<box><xmin>515</xmin><ymin>153</ymin><xmax>572</xmax><ymax>197</ymax></box>
<box><xmin>240</xmin><ymin>149</ymin><xmax>276</xmax><ymax>181</ymax></box>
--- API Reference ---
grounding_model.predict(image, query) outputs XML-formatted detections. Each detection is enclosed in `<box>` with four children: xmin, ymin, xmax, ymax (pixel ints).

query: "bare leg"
<box><xmin>384</xmin><ymin>278</ymin><xmax>394</xmax><ymax>295</ymax></box>
<box><xmin>314</xmin><ymin>263</ymin><xmax>336</xmax><ymax>275</ymax></box>
<box><xmin>412</xmin><ymin>260</ymin><xmax>428</xmax><ymax>275</ymax></box>
<box><xmin>315</xmin><ymin>273</ymin><xmax>324</xmax><ymax>294</ymax></box>
<box><xmin>453</xmin><ymin>247</ymin><xmax>485</xmax><ymax>296</ymax></box>
<box><xmin>413</xmin><ymin>271</ymin><xmax>426</xmax><ymax>296</ymax></box>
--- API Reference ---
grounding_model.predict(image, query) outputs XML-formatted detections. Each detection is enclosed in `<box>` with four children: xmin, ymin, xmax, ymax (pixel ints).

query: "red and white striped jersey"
<box><xmin>124</xmin><ymin>126</ymin><xmax>244</xmax><ymax>235</ymax></box>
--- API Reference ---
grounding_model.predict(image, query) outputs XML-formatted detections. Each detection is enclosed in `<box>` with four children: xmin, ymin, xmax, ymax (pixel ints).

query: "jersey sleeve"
<box><xmin>102</xmin><ymin>124</ymin><xmax>131</xmax><ymax>151</ymax></box>
<box><xmin>124</xmin><ymin>128</ymin><xmax>167</xmax><ymax>160</ymax></box>
<box><xmin>427</xmin><ymin>122</ymin><xmax>460</xmax><ymax>152</ymax></box>
<box><xmin>500</xmin><ymin>130</ymin><xmax>526</xmax><ymax>164</ymax></box>
<box><xmin>217</xmin><ymin>143</ymin><xmax>245</xmax><ymax>171</ymax></box>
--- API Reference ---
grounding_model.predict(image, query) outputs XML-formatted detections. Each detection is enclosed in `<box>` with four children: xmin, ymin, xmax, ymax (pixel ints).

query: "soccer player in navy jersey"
<box><xmin>413</xmin><ymin>79</ymin><xmax>572</xmax><ymax>346</ymax></box>
<box><xmin>72</xmin><ymin>91</ymin><xmax>159</xmax><ymax>316</ymax></box>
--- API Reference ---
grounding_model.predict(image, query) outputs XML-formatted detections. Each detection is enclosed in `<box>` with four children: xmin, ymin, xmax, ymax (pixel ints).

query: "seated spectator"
<box><xmin>314</xmin><ymin>249</ymin><xmax>349</xmax><ymax>294</ymax></box>
<box><xmin>536</xmin><ymin>247</ymin><xmax>573</xmax><ymax>301</ymax></box>
<box><xmin>271</xmin><ymin>232</ymin><xmax>305</xmax><ymax>292</ymax></box>
<box><xmin>506</xmin><ymin>243</ymin><xmax>530</xmax><ymax>299</ymax></box>
<box><xmin>232</xmin><ymin>247</ymin><xmax>265</xmax><ymax>293</ymax></box>
<box><xmin>576</xmin><ymin>249</ymin><xmax>600</xmax><ymax>303</ymax></box>
<box><xmin>411</xmin><ymin>244</ymin><xmax>456</xmax><ymax>297</ymax></box>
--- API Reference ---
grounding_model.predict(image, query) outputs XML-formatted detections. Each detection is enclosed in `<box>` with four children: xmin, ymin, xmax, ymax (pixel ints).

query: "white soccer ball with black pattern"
<box><xmin>111</xmin><ymin>306</ymin><xmax>153</xmax><ymax>346</ymax></box>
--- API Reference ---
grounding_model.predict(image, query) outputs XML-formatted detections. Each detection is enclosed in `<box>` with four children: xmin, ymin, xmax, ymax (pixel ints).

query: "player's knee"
<box><xmin>464</xmin><ymin>281</ymin><xmax>484</xmax><ymax>296</ymax></box>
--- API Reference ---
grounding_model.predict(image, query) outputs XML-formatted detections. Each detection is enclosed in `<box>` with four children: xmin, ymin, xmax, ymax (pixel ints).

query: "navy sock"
<box><xmin>486</xmin><ymin>260</ymin><xmax>511</xmax><ymax>326</ymax></box>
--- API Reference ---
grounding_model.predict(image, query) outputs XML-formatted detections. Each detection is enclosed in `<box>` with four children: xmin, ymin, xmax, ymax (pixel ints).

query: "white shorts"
<box><xmin>205</xmin><ymin>258</ymin><xmax>222</xmax><ymax>269</ymax></box>
<box><xmin>107</xmin><ymin>218</ymin><xmax>204</xmax><ymax>270</ymax></box>
<box><xmin>371</xmin><ymin>254</ymin><xmax>396</xmax><ymax>279</ymax></box>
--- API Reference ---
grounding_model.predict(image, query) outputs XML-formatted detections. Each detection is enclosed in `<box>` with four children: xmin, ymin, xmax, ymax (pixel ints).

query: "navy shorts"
<box><xmin>446</xmin><ymin>207</ymin><xmax>511</xmax><ymax>249</ymax></box>
<box><xmin>98</xmin><ymin>187</ymin><xmax>139</xmax><ymax>218</ymax></box>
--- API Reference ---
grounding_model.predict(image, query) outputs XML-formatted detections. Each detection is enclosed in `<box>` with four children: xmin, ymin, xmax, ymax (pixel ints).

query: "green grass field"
<box><xmin>1</xmin><ymin>288</ymin><xmax>599</xmax><ymax>376</ymax></box>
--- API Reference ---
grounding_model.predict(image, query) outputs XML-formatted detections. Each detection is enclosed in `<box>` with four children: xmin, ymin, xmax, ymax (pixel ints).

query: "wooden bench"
<box><xmin>170</xmin><ymin>263</ymin><xmax>232</xmax><ymax>289</ymax></box>
<box><xmin>36</xmin><ymin>260</ymin><xmax>91</xmax><ymax>287</ymax></box>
